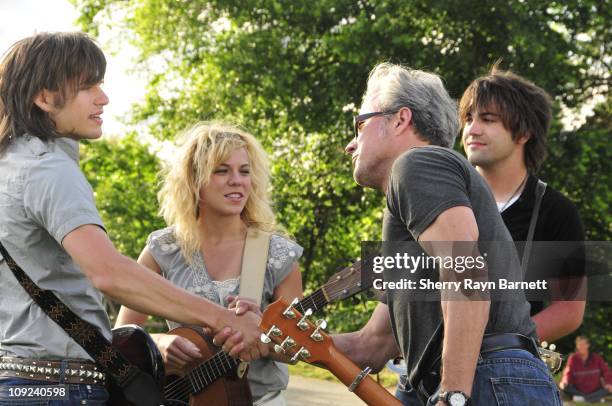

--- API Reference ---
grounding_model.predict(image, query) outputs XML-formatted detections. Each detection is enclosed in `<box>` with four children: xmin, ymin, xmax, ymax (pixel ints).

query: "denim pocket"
<box><xmin>491</xmin><ymin>376</ymin><xmax>561</xmax><ymax>406</ymax></box>
<box><xmin>73</xmin><ymin>384</ymin><xmax>108</xmax><ymax>404</ymax></box>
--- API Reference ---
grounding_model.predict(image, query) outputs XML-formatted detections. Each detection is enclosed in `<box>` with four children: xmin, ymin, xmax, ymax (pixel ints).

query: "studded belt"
<box><xmin>0</xmin><ymin>356</ymin><xmax>105</xmax><ymax>385</ymax></box>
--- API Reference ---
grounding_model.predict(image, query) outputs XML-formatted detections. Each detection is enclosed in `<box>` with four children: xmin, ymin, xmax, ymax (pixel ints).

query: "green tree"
<box><xmin>80</xmin><ymin>133</ymin><xmax>165</xmax><ymax>259</ymax></box>
<box><xmin>74</xmin><ymin>0</ymin><xmax>610</xmax><ymax>337</ymax></box>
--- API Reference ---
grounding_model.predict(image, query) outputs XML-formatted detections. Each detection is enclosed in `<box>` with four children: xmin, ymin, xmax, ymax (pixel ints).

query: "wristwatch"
<box><xmin>438</xmin><ymin>390</ymin><xmax>471</xmax><ymax>406</ymax></box>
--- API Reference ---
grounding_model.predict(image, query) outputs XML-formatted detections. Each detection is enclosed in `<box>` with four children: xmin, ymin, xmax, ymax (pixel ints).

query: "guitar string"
<box><xmin>164</xmin><ymin>267</ymin><xmax>361</xmax><ymax>399</ymax></box>
<box><xmin>164</xmin><ymin>374</ymin><xmax>191</xmax><ymax>400</ymax></box>
<box><xmin>164</xmin><ymin>350</ymin><xmax>225</xmax><ymax>398</ymax></box>
<box><xmin>165</xmin><ymin>348</ymin><xmax>239</xmax><ymax>399</ymax></box>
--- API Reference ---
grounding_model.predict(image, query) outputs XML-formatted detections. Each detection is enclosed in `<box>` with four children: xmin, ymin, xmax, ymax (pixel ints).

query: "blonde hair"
<box><xmin>159</xmin><ymin>121</ymin><xmax>283</xmax><ymax>260</ymax></box>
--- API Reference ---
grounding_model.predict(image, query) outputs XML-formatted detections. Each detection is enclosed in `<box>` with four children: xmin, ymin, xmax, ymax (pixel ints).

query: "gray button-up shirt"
<box><xmin>0</xmin><ymin>135</ymin><xmax>111</xmax><ymax>360</ymax></box>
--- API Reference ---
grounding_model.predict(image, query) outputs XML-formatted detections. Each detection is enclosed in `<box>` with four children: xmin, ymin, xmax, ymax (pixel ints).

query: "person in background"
<box><xmin>560</xmin><ymin>336</ymin><xmax>612</xmax><ymax>403</ymax></box>
<box><xmin>459</xmin><ymin>67</ymin><xmax>585</xmax><ymax>342</ymax></box>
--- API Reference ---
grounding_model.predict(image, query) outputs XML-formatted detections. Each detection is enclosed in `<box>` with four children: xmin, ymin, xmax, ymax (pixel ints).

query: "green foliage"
<box><xmin>80</xmin><ymin>134</ymin><xmax>165</xmax><ymax>259</ymax></box>
<box><xmin>542</xmin><ymin>99</ymin><xmax>612</xmax><ymax>358</ymax></box>
<box><xmin>542</xmin><ymin>99</ymin><xmax>611</xmax><ymax>241</ymax></box>
<box><xmin>73</xmin><ymin>0</ymin><xmax>610</xmax><ymax>346</ymax></box>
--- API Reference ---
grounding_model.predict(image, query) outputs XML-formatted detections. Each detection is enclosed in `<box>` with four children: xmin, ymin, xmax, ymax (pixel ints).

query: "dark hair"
<box><xmin>458</xmin><ymin>66</ymin><xmax>552</xmax><ymax>172</ymax></box>
<box><xmin>575</xmin><ymin>335</ymin><xmax>589</xmax><ymax>344</ymax></box>
<box><xmin>0</xmin><ymin>32</ymin><xmax>106</xmax><ymax>152</ymax></box>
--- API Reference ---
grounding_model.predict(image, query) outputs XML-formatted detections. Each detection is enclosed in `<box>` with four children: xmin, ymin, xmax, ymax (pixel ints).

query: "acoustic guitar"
<box><xmin>163</xmin><ymin>259</ymin><xmax>373</xmax><ymax>405</ymax></box>
<box><xmin>107</xmin><ymin>325</ymin><xmax>166</xmax><ymax>405</ymax></box>
<box><xmin>260</xmin><ymin>297</ymin><xmax>401</xmax><ymax>406</ymax></box>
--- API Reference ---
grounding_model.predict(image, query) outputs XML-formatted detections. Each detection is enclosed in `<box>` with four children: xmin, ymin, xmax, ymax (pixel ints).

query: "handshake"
<box><xmin>156</xmin><ymin>295</ymin><xmax>271</xmax><ymax>376</ymax></box>
<box><xmin>212</xmin><ymin>295</ymin><xmax>271</xmax><ymax>361</ymax></box>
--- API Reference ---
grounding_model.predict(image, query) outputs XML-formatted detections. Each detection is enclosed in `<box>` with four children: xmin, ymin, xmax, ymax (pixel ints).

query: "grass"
<box><xmin>288</xmin><ymin>362</ymin><xmax>399</xmax><ymax>388</ymax></box>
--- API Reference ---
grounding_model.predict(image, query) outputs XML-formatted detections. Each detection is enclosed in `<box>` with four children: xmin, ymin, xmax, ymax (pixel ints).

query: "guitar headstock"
<box><xmin>260</xmin><ymin>297</ymin><xmax>333</xmax><ymax>365</ymax></box>
<box><xmin>321</xmin><ymin>259</ymin><xmax>364</xmax><ymax>302</ymax></box>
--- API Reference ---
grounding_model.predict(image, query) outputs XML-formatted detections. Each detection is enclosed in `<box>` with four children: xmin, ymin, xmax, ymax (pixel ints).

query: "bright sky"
<box><xmin>0</xmin><ymin>0</ymin><xmax>145</xmax><ymax>137</ymax></box>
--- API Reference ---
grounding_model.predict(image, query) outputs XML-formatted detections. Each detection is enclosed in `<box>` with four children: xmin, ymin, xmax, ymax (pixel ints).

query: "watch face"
<box><xmin>449</xmin><ymin>392</ymin><xmax>467</xmax><ymax>406</ymax></box>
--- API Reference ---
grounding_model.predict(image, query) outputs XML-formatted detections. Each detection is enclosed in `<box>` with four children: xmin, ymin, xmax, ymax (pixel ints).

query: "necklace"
<box><xmin>499</xmin><ymin>174</ymin><xmax>528</xmax><ymax>213</ymax></box>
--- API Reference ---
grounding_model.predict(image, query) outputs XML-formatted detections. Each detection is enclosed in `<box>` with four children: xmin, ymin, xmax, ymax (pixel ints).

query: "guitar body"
<box><xmin>107</xmin><ymin>325</ymin><xmax>166</xmax><ymax>406</ymax></box>
<box><xmin>165</xmin><ymin>326</ymin><xmax>252</xmax><ymax>406</ymax></box>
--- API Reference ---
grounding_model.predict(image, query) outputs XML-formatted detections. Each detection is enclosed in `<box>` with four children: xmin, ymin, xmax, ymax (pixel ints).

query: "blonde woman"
<box><xmin>116</xmin><ymin>122</ymin><xmax>303</xmax><ymax>406</ymax></box>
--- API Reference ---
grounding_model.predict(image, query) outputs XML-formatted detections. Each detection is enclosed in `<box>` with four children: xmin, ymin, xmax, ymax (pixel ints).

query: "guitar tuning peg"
<box><xmin>289</xmin><ymin>346</ymin><xmax>311</xmax><ymax>363</ymax></box>
<box><xmin>283</xmin><ymin>300</ymin><xmax>299</xmax><ymax>319</ymax></box>
<box><xmin>261</xmin><ymin>325</ymin><xmax>282</xmax><ymax>344</ymax></box>
<box><xmin>280</xmin><ymin>336</ymin><xmax>296</xmax><ymax>350</ymax></box>
<box><xmin>274</xmin><ymin>345</ymin><xmax>285</xmax><ymax>354</ymax></box>
<box><xmin>541</xmin><ymin>341</ymin><xmax>548</xmax><ymax>349</ymax></box>
<box><xmin>297</xmin><ymin>308</ymin><xmax>313</xmax><ymax>331</ymax></box>
<box><xmin>310</xmin><ymin>320</ymin><xmax>327</xmax><ymax>342</ymax></box>
<box><xmin>549</xmin><ymin>344</ymin><xmax>556</xmax><ymax>351</ymax></box>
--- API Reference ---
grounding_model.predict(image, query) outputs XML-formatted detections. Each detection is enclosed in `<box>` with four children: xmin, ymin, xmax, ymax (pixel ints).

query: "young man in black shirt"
<box><xmin>460</xmin><ymin>69</ymin><xmax>585</xmax><ymax>342</ymax></box>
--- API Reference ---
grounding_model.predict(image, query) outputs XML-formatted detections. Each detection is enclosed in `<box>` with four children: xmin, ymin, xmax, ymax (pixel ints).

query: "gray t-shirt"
<box><xmin>146</xmin><ymin>227</ymin><xmax>303</xmax><ymax>401</ymax></box>
<box><xmin>0</xmin><ymin>135</ymin><xmax>111</xmax><ymax>360</ymax></box>
<box><xmin>382</xmin><ymin>146</ymin><xmax>535</xmax><ymax>387</ymax></box>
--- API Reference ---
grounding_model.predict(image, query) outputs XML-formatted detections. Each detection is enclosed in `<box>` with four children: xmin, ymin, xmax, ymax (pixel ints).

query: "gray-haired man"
<box><xmin>333</xmin><ymin>63</ymin><xmax>560</xmax><ymax>406</ymax></box>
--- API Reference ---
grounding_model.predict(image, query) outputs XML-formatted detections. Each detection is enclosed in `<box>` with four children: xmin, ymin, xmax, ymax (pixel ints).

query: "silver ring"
<box><xmin>212</xmin><ymin>338</ymin><xmax>218</xmax><ymax>346</ymax></box>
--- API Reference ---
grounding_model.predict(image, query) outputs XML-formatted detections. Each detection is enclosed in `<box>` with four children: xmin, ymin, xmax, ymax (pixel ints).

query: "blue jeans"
<box><xmin>0</xmin><ymin>377</ymin><xmax>108</xmax><ymax>405</ymax></box>
<box><xmin>425</xmin><ymin>349</ymin><xmax>562</xmax><ymax>406</ymax></box>
<box><xmin>396</xmin><ymin>374</ymin><xmax>424</xmax><ymax>406</ymax></box>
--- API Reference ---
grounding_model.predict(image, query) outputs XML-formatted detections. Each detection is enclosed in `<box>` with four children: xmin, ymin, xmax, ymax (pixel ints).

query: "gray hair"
<box><xmin>364</xmin><ymin>62</ymin><xmax>458</xmax><ymax>147</ymax></box>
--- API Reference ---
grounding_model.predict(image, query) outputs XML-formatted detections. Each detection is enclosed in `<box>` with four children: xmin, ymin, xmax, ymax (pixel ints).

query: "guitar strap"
<box><xmin>0</xmin><ymin>240</ymin><xmax>165</xmax><ymax>405</ymax></box>
<box><xmin>239</xmin><ymin>228</ymin><xmax>272</xmax><ymax>307</ymax></box>
<box><xmin>521</xmin><ymin>179</ymin><xmax>547</xmax><ymax>278</ymax></box>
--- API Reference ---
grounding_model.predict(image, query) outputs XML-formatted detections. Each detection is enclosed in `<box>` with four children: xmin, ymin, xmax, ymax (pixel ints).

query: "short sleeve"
<box><xmin>146</xmin><ymin>227</ymin><xmax>181</xmax><ymax>276</ymax></box>
<box><xmin>23</xmin><ymin>156</ymin><xmax>104</xmax><ymax>244</ymax></box>
<box><xmin>387</xmin><ymin>148</ymin><xmax>472</xmax><ymax>239</ymax></box>
<box><xmin>266</xmin><ymin>234</ymin><xmax>303</xmax><ymax>289</ymax></box>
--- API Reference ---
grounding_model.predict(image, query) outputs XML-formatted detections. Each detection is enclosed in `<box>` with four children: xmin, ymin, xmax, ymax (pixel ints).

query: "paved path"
<box><xmin>285</xmin><ymin>375</ymin><xmax>387</xmax><ymax>405</ymax></box>
<box><xmin>285</xmin><ymin>376</ymin><xmax>612</xmax><ymax>406</ymax></box>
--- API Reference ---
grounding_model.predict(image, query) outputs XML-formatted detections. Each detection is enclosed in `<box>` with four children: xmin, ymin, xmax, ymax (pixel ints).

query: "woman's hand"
<box><xmin>153</xmin><ymin>333</ymin><xmax>203</xmax><ymax>376</ymax></box>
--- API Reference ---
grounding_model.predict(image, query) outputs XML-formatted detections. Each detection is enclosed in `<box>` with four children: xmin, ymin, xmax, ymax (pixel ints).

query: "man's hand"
<box><xmin>212</xmin><ymin>320</ymin><xmax>270</xmax><ymax>361</ymax></box>
<box><xmin>604</xmin><ymin>383</ymin><xmax>612</xmax><ymax>392</ymax></box>
<box><xmin>215</xmin><ymin>308</ymin><xmax>263</xmax><ymax>358</ymax></box>
<box><xmin>559</xmin><ymin>381</ymin><xmax>568</xmax><ymax>390</ymax></box>
<box><xmin>153</xmin><ymin>334</ymin><xmax>202</xmax><ymax>376</ymax></box>
<box><xmin>332</xmin><ymin>303</ymin><xmax>399</xmax><ymax>373</ymax></box>
<box><xmin>227</xmin><ymin>295</ymin><xmax>262</xmax><ymax>317</ymax></box>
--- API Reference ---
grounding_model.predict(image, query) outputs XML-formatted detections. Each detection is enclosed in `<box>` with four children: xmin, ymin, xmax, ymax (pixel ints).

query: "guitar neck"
<box><xmin>186</xmin><ymin>351</ymin><xmax>239</xmax><ymax>394</ymax></box>
<box><xmin>295</xmin><ymin>287</ymin><xmax>330</xmax><ymax>314</ymax></box>
<box><xmin>319</xmin><ymin>346</ymin><xmax>402</xmax><ymax>406</ymax></box>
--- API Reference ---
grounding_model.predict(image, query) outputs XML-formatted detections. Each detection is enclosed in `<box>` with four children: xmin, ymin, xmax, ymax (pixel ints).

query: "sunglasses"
<box><xmin>353</xmin><ymin>110</ymin><xmax>399</xmax><ymax>139</ymax></box>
